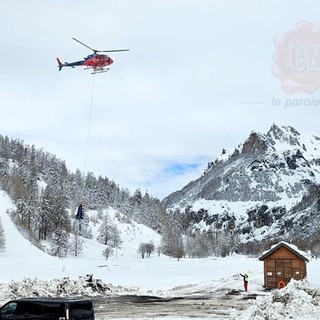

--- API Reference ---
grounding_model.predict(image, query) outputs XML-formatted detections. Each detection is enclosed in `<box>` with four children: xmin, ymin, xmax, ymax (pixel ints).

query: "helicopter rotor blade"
<box><xmin>72</xmin><ymin>38</ymin><xmax>97</xmax><ymax>52</ymax></box>
<box><xmin>98</xmin><ymin>49</ymin><xmax>130</xmax><ymax>53</ymax></box>
<box><xmin>72</xmin><ymin>38</ymin><xmax>129</xmax><ymax>53</ymax></box>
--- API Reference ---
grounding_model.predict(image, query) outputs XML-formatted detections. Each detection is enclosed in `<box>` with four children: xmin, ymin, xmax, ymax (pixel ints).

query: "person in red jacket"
<box><xmin>240</xmin><ymin>273</ymin><xmax>248</xmax><ymax>291</ymax></box>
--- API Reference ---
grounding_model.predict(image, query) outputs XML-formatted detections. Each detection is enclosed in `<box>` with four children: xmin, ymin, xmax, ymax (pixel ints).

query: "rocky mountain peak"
<box><xmin>241</xmin><ymin>131</ymin><xmax>269</xmax><ymax>154</ymax></box>
<box><xmin>266</xmin><ymin>124</ymin><xmax>301</xmax><ymax>147</ymax></box>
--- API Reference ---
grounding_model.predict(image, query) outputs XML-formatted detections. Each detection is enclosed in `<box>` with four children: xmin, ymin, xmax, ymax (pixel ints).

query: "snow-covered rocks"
<box><xmin>232</xmin><ymin>279</ymin><xmax>320</xmax><ymax>320</ymax></box>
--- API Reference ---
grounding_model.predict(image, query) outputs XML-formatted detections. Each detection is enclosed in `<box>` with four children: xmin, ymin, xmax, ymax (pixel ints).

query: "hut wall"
<box><xmin>263</xmin><ymin>247</ymin><xmax>306</xmax><ymax>289</ymax></box>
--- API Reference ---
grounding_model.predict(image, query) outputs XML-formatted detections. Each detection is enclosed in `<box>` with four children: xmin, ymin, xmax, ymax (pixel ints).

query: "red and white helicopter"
<box><xmin>57</xmin><ymin>38</ymin><xmax>129</xmax><ymax>74</ymax></box>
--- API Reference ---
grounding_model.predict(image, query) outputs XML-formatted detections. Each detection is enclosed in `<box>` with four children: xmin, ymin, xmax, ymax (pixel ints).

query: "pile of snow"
<box><xmin>0</xmin><ymin>275</ymin><xmax>139</xmax><ymax>303</ymax></box>
<box><xmin>231</xmin><ymin>279</ymin><xmax>320</xmax><ymax>320</ymax></box>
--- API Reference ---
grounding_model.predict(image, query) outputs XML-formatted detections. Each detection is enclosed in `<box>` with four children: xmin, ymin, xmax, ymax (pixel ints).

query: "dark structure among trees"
<box><xmin>259</xmin><ymin>241</ymin><xmax>309</xmax><ymax>289</ymax></box>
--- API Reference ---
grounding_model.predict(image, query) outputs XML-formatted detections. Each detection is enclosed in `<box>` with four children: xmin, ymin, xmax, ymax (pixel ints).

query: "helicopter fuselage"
<box><xmin>57</xmin><ymin>53</ymin><xmax>113</xmax><ymax>72</ymax></box>
<box><xmin>84</xmin><ymin>53</ymin><xmax>114</xmax><ymax>68</ymax></box>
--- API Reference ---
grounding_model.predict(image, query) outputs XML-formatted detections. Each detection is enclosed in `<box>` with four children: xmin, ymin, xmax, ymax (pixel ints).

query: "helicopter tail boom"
<box><xmin>57</xmin><ymin>58</ymin><xmax>78</xmax><ymax>70</ymax></box>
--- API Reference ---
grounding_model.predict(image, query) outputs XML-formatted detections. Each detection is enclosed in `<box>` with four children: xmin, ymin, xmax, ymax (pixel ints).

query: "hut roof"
<box><xmin>258</xmin><ymin>241</ymin><xmax>309</xmax><ymax>262</ymax></box>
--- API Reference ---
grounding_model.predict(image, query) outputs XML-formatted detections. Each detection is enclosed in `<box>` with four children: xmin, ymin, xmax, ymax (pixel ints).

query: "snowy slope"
<box><xmin>84</xmin><ymin>207</ymin><xmax>162</xmax><ymax>259</ymax></box>
<box><xmin>0</xmin><ymin>193</ymin><xmax>48</xmax><ymax>259</ymax></box>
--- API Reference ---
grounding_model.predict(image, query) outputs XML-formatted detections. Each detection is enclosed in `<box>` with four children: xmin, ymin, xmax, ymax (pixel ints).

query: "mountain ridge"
<box><xmin>161</xmin><ymin>124</ymin><xmax>320</xmax><ymax>245</ymax></box>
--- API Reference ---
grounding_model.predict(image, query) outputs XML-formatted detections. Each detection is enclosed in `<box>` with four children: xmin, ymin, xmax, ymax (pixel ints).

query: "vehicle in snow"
<box><xmin>0</xmin><ymin>297</ymin><xmax>94</xmax><ymax>320</ymax></box>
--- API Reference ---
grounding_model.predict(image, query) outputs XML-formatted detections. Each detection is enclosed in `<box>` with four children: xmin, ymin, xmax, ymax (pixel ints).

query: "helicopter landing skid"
<box><xmin>91</xmin><ymin>68</ymin><xmax>110</xmax><ymax>74</ymax></box>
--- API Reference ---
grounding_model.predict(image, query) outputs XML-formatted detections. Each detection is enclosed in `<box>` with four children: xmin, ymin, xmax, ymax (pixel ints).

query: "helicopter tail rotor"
<box><xmin>56</xmin><ymin>58</ymin><xmax>63</xmax><ymax>71</ymax></box>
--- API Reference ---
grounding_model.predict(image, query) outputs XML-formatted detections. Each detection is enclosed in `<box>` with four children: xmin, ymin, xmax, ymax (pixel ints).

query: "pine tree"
<box><xmin>109</xmin><ymin>225</ymin><xmax>122</xmax><ymax>249</ymax></box>
<box><xmin>83</xmin><ymin>172</ymin><xmax>98</xmax><ymax>209</ymax></box>
<box><xmin>39</xmin><ymin>184</ymin><xmax>71</xmax><ymax>256</ymax></box>
<box><xmin>50</xmin><ymin>227</ymin><xmax>69</xmax><ymax>257</ymax></box>
<box><xmin>37</xmin><ymin>187</ymin><xmax>51</xmax><ymax>240</ymax></box>
<box><xmin>69</xmin><ymin>233</ymin><xmax>84</xmax><ymax>257</ymax></box>
<box><xmin>97</xmin><ymin>212</ymin><xmax>113</xmax><ymax>245</ymax></box>
<box><xmin>0</xmin><ymin>217</ymin><xmax>6</xmax><ymax>252</ymax></box>
<box><xmin>68</xmin><ymin>169</ymin><xmax>85</xmax><ymax>211</ymax></box>
<box><xmin>78</xmin><ymin>214</ymin><xmax>92</xmax><ymax>239</ymax></box>
<box><xmin>109</xmin><ymin>224</ymin><xmax>122</xmax><ymax>258</ymax></box>
<box><xmin>161</xmin><ymin>222</ymin><xmax>184</xmax><ymax>259</ymax></box>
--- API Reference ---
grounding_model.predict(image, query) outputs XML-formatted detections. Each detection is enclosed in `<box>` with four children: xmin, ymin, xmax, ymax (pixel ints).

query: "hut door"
<box><xmin>283</xmin><ymin>259</ymin><xmax>292</xmax><ymax>282</ymax></box>
<box><xmin>276</xmin><ymin>259</ymin><xmax>292</xmax><ymax>283</ymax></box>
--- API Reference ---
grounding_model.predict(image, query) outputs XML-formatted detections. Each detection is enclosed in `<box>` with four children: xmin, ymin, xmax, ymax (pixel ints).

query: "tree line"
<box><xmin>0</xmin><ymin>135</ymin><xmax>293</xmax><ymax>260</ymax></box>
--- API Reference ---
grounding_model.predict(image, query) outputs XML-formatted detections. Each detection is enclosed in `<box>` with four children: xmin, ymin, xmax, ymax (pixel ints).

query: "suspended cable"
<box><xmin>75</xmin><ymin>74</ymin><xmax>96</xmax><ymax>256</ymax></box>
<box><xmin>83</xmin><ymin>73</ymin><xmax>96</xmax><ymax>178</ymax></box>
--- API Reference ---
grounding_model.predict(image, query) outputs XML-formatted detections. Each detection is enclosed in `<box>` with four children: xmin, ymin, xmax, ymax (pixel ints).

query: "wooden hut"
<box><xmin>258</xmin><ymin>241</ymin><xmax>309</xmax><ymax>289</ymax></box>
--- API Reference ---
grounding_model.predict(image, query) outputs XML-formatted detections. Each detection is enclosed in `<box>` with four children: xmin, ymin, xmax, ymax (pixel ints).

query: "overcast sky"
<box><xmin>1</xmin><ymin>1</ymin><xmax>320</xmax><ymax>199</ymax></box>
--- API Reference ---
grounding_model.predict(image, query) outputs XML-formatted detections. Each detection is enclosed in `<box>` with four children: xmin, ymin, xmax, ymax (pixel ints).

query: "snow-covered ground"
<box><xmin>1</xmin><ymin>191</ymin><xmax>320</xmax><ymax>319</ymax></box>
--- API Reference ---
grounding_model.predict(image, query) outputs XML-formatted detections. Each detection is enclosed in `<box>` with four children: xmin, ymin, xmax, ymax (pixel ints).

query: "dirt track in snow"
<box><xmin>93</xmin><ymin>289</ymin><xmax>258</xmax><ymax>319</ymax></box>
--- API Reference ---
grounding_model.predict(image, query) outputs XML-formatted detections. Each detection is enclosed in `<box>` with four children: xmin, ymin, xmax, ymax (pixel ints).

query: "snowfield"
<box><xmin>1</xmin><ymin>191</ymin><xmax>320</xmax><ymax>319</ymax></box>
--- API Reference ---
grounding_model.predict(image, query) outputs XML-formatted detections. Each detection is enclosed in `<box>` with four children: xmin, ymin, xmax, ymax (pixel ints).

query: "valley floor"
<box><xmin>93</xmin><ymin>289</ymin><xmax>252</xmax><ymax>319</ymax></box>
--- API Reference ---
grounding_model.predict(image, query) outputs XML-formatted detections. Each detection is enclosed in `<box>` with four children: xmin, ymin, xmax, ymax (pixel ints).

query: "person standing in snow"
<box><xmin>240</xmin><ymin>273</ymin><xmax>248</xmax><ymax>291</ymax></box>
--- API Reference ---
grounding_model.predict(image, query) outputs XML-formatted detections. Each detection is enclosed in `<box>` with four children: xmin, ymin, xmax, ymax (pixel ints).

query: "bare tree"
<box><xmin>102</xmin><ymin>247</ymin><xmax>113</xmax><ymax>260</ymax></box>
<box><xmin>138</xmin><ymin>242</ymin><xmax>155</xmax><ymax>259</ymax></box>
<box><xmin>138</xmin><ymin>243</ymin><xmax>147</xmax><ymax>258</ymax></box>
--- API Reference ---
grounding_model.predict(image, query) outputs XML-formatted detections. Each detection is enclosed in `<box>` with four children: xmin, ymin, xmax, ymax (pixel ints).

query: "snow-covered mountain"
<box><xmin>162</xmin><ymin>124</ymin><xmax>320</xmax><ymax>243</ymax></box>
